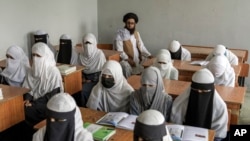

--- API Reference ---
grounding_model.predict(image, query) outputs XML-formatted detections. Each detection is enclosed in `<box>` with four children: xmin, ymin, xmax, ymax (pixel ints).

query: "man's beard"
<box><xmin>125</xmin><ymin>26</ymin><xmax>136</xmax><ymax>34</ymax></box>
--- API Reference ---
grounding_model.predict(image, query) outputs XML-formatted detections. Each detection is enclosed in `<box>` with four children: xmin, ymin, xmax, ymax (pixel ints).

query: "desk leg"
<box><xmin>230</xmin><ymin>109</ymin><xmax>239</xmax><ymax>125</ymax></box>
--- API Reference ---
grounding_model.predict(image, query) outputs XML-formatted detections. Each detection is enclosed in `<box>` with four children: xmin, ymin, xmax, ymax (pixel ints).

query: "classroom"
<box><xmin>0</xmin><ymin>0</ymin><xmax>250</xmax><ymax>141</ymax></box>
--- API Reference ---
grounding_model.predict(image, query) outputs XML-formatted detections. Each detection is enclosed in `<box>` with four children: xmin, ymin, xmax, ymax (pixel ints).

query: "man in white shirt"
<box><xmin>113</xmin><ymin>12</ymin><xmax>152</xmax><ymax>78</ymax></box>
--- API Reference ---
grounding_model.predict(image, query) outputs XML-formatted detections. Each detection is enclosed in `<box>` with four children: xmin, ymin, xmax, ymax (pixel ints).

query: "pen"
<box><xmin>195</xmin><ymin>134</ymin><xmax>206</xmax><ymax>138</ymax></box>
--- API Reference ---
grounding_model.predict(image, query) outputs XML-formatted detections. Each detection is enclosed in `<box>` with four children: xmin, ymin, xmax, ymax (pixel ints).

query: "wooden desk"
<box><xmin>182</xmin><ymin>45</ymin><xmax>248</xmax><ymax>63</ymax></box>
<box><xmin>58</xmin><ymin>64</ymin><xmax>84</xmax><ymax>95</ymax></box>
<box><xmin>143</xmin><ymin>58</ymin><xmax>241</xmax><ymax>84</ymax></box>
<box><xmin>127</xmin><ymin>75</ymin><xmax>246</xmax><ymax>125</ymax></box>
<box><xmin>35</xmin><ymin>107</ymin><xmax>215</xmax><ymax>141</ymax></box>
<box><xmin>0</xmin><ymin>84</ymin><xmax>30</xmax><ymax>131</ymax></box>
<box><xmin>101</xmin><ymin>49</ymin><xmax>121</xmax><ymax>62</ymax></box>
<box><xmin>97</xmin><ymin>44</ymin><xmax>113</xmax><ymax>50</ymax></box>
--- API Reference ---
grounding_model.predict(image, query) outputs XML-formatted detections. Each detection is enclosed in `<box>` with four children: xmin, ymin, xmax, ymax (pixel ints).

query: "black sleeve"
<box><xmin>31</xmin><ymin>87</ymin><xmax>61</xmax><ymax>104</ymax></box>
<box><xmin>23</xmin><ymin>93</ymin><xmax>33</xmax><ymax>101</ymax></box>
<box><xmin>0</xmin><ymin>75</ymin><xmax>9</xmax><ymax>85</ymax></box>
<box><xmin>43</xmin><ymin>87</ymin><xmax>61</xmax><ymax>101</ymax></box>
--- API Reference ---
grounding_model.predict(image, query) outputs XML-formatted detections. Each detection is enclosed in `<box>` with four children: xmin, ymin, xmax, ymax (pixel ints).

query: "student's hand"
<box><xmin>127</xmin><ymin>58</ymin><xmax>136</xmax><ymax>67</ymax></box>
<box><xmin>148</xmin><ymin>55</ymin><xmax>153</xmax><ymax>59</ymax></box>
<box><xmin>24</xmin><ymin>100</ymin><xmax>32</xmax><ymax>107</ymax></box>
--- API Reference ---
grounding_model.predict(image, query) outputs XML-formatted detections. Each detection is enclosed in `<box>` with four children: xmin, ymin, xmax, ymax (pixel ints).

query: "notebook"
<box><xmin>84</xmin><ymin>122</ymin><xmax>116</xmax><ymax>141</ymax></box>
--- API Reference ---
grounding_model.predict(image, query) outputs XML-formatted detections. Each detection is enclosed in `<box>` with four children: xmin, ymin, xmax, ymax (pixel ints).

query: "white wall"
<box><xmin>0</xmin><ymin>0</ymin><xmax>97</xmax><ymax>59</ymax></box>
<box><xmin>98</xmin><ymin>0</ymin><xmax>250</xmax><ymax>89</ymax></box>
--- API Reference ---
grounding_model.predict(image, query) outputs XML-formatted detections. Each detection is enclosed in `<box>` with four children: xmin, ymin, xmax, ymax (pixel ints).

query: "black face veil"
<box><xmin>57</xmin><ymin>39</ymin><xmax>72</xmax><ymax>64</ymax></box>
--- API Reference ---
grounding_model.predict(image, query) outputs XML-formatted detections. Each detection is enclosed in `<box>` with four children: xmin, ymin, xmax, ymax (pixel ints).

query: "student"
<box><xmin>153</xmin><ymin>49</ymin><xmax>178</xmax><ymax>80</ymax></box>
<box><xmin>205</xmin><ymin>44</ymin><xmax>238</xmax><ymax>65</ymax></box>
<box><xmin>22</xmin><ymin>42</ymin><xmax>64</xmax><ymax>126</ymax></box>
<box><xmin>168</xmin><ymin>40</ymin><xmax>191</xmax><ymax>61</ymax></box>
<box><xmin>130</xmin><ymin>66</ymin><xmax>173</xmax><ymax>121</ymax></box>
<box><xmin>134</xmin><ymin>109</ymin><xmax>173</xmax><ymax>141</ymax></box>
<box><xmin>0</xmin><ymin>45</ymin><xmax>30</xmax><ymax>86</ymax></box>
<box><xmin>87</xmin><ymin>60</ymin><xmax>134</xmax><ymax>112</ymax></box>
<box><xmin>33</xmin><ymin>30</ymin><xmax>57</xmax><ymax>59</ymax></box>
<box><xmin>170</xmin><ymin>68</ymin><xmax>228</xmax><ymax>141</ymax></box>
<box><xmin>206</xmin><ymin>55</ymin><xmax>235</xmax><ymax>87</ymax></box>
<box><xmin>32</xmin><ymin>93</ymin><xmax>93</xmax><ymax>141</ymax></box>
<box><xmin>113</xmin><ymin>12</ymin><xmax>152</xmax><ymax>78</ymax></box>
<box><xmin>78</xmin><ymin>33</ymin><xmax>106</xmax><ymax>107</ymax></box>
<box><xmin>57</xmin><ymin>34</ymin><xmax>78</xmax><ymax>64</ymax></box>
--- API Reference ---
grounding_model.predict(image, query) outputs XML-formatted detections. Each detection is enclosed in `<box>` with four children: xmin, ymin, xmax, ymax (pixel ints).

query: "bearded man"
<box><xmin>113</xmin><ymin>12</ymin><xmax>152</xmax><ymax>78</ymax></box>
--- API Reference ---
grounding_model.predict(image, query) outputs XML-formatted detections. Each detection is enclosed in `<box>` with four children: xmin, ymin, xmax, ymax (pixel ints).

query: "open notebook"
<box><xmin>96</xmin><ymin>112</ymin><xmax>137</xmax><ymax>131</ymax></box>
<box><xmin>167</xmin><ymin>124</ymin><xmax>209</xmax><ymax>141</ymax></box>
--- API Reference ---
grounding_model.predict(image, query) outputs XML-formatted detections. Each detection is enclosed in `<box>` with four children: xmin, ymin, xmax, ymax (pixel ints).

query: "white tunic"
<box><xmin>114</xmin><ymin>28</ymin><xmax>151</xmax><ymax>75</ymax></box>
<box><xmin>206</xmin><ymin>55</ymin><xmax>235</xmax><ymax>87</ymax></box>
<box><xmin>170</xmin><ymin>87</ymin><xmax>228</xmax><ymax>138</ymax></box>
<box><xmin>153</xmin><ymin>49</ymin><xmax>179</xmax><ymax>80</ymax></box>
<box><xmin>22</xmin><ymin>43</ymin><xmax>64</xmax><ymax>100</ymax></box>
<box><xmin>206</xmin><ymin>49</ymin><xmax>238</xmax><ymax>65</ymax></box>
<box><xmin>87</xmin><ymin>60</ymin><xmax>134</xmax><ymax>112</ymax></box>
<box><xmin>181</xmin><ymin>47</ymin><xmax>191</xmax><ymax>61</ymax></box>
<box><xmin>1</xmin><ymin>45</ymin><xmax>30</xmax><ymax>86</ymax></box>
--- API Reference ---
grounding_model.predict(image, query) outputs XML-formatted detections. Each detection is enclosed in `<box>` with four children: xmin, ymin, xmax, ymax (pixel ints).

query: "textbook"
<box><xmin>57</xmin><ymin>65</ymin><xmax>76</xmax><ymax>75</ymax></box>
<box><xmin>190</xmin><ymin>60</ymin><xmax>209</xmax><ymax>66</ymax></box>
<box><xmin>167</xmin><ymin>124</ymin><xmax>208</xmax><ymax>141</ymax></box>
<box><xmin>84</xmin><ymin>122</ymin><xmax>116</xmax><ymax>141</ymax></box>
<box><xmin>96</xmin><ymin>112</ymin><xmax>138</xmax><ymax>131</ymax></box>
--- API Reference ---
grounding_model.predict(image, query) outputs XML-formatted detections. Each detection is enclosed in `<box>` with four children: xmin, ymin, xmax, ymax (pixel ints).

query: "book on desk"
<box><xmin>57</xmin><ymin>64</ymin><xmax>76</xmax><ymax>75</ymax></box>
<box><xmin>84</xmin><ymin>122</ymin><xmax>116</xmax><ymax>141</ymax></box>
<box><xmin>190</xmin><ymin>60</ymin><xmax>209</xmax><ymax>66</ymax></box>
<box><xmin>167</xmin><ymin>124</ymin><xmax>209</xmax><ymax>141</ymax></box>
<box><xmin>96</xmin><ymin>112</ymin><xmax>137</xmax><ymax>131</ymax></box>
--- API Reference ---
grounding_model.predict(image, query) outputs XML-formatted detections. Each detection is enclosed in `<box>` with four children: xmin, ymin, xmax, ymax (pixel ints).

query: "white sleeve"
<box><xmin>229</xmin><ymin>51</ymin><xmax>238</xmax><ymax>65</ymax></box>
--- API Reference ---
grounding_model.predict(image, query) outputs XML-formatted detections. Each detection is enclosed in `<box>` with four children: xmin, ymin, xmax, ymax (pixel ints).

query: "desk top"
<box><xmin>183</xmin><ymin>45</ymin><xmax>248</xmax><ymax>62</ymax></box>
<box><xmin>35</xmin><ymin>107</ymin><xmax>215</xmax><ymax>141</ymax></box>
<box><xmin>0</xmin><ymin>84</ymin><xmax>30</xmax><ymax>104</ymax></box>
<box><xmin>127</xmin><ymin>75</ymin><xmax>246</xmax><ymax>105</ymax></box>
<box><xmin>0</xmin><ymin>60</ymin><xmax>84</xmax><ymax>72</ymax></box>
<box><xmin>143</xmin><ymin>58</ymin><xmax>241</xmax><ymax>76</ymax></box>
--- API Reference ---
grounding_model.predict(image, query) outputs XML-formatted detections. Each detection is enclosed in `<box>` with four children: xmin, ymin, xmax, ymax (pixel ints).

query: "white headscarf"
<box><xmin>1</xmin><ymin>45</ymin><xmax>30</xmax><ymax>86</ymax></box>
<box><xmin>169</xmin><ymin>40</ymin><xmax>181</xmax><ymax>52</ymax></box>
<box><xmin>87</xmin><ymin>60</ymin><xmax>133</xmax><ymax>112</ymax></box>
<box><xmin>170</xmin><ymin>68</ymin><xmax>228</xmax><ymax>138</ymax></box>
<box><xmin>213</xmin><ymin>44</ymin><xmax>226</xmax><ymax>56</ymax></box>
<box><xmin>130</xmin><ymin>66</ymin><xmax>173</xmax><ymax>121</ymax></box>
<box><xmin>134</xmin><ymin>109</ymin><xmax>173</xmax><ymax>141</ymax></box>
<box><xmin>32</xmin><ymin>93</ymin><xmax>93</xmax><ymax>141</ymax></box>
<box><xmin>79</xmin><ymin>33</ymin><xmax>106</xmax><ymax>74</ymax></box>
<box><xmin>34</xmin><ymin>30</ymin><xmax>56</xmax><ymax>55</ymax></box>
<box><xmin>206</xmin><ymin>55</ymin><xmax>235</xmax><ymax>87</ymax></box>
<box><xmin>153</xmin><ymin>49</ymin><xmax>178</xmax><ymax>79</ymax></box>
<box><xmin>22</xmin><ymin>43</ymin><xmax>63</xmax><ymax>100</ymax></box>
